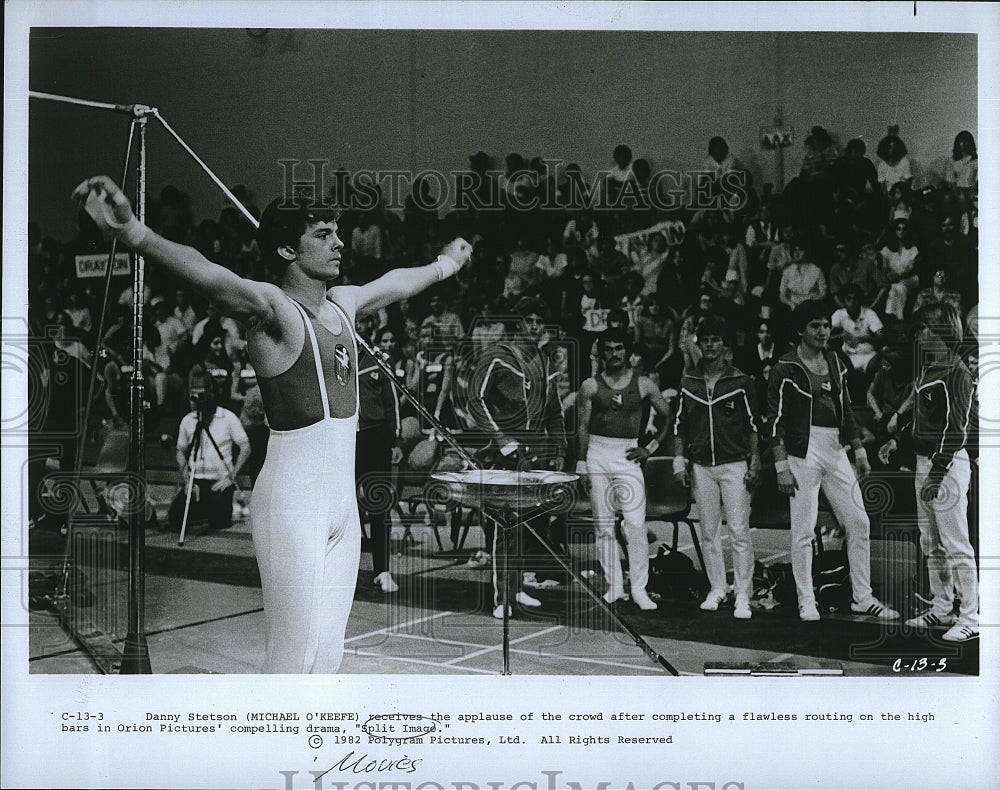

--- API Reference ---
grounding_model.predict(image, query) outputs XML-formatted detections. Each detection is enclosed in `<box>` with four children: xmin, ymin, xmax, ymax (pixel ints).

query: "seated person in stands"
<box><xmin>828</xmin><ymin>239</ymin><xmax>877</xmax><ymax>308</ymax></box>
<box><xmin>779</xmin><ymin>243</ymin><xmax>827</xmax><ymax>312</ymax></box>
<box><xmin>912</xmin><ymin>267</ymin><xmax>963</xmax><ymax>316</ymax></box>
<box><xmin>831</xmin><ymin>284</ymin><xmax>883</xmax><ymax>374</ymax></box>
<box><xmin>864</xmin><ymin>344</ymin><xmax>913</xmax><ymax>467</ymax></box>
<box><xmin>879</xmin><ymin>217</ymin><xmax>920</xmax><ymax>321</ymax></box>
<box><xmin>188</xmin><ymin>327</ymin><xmax>235</xmax><ymax>412</ymax></box>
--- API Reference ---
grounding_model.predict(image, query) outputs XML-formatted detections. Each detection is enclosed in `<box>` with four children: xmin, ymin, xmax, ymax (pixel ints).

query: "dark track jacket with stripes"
<box><xmin>673</xmin><ymin>363</ymin><xmax>759</xmax><ymax>467</ymax></box>
<box><xmin>358</xmin><ymin>345</ymin><xmax>401</xmax><ymax>437</ymax></box>
<box><xmin>467</xmin><ymin>341</ymin><xmax>567</xmax><ymax>457</ymax></box>
<box><xmin>910</xmin><ymin>354</ymin><xmax>976</xmax><ymax>484</ymax></box>
<box><xmin>766</xmin><ymin>348</ymin><xmax>862</xmax><ymax>461</ymax></box>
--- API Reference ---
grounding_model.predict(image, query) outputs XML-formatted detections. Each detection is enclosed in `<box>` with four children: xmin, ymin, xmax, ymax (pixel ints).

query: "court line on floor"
<box><xmin>439</xmin><ymin>625</ymin><xmax>564</xmax><ymax>665</ymax></box>
<box><xmin>345</xmin><ymin>610</ymin><xmax>452</xmax><ymax>644</ymax></box>
<box><xmin>390</xmin><ymin>629</ymin><xmax>690</xmax><ymax>674</ymax></box>
<box><xmin>346</xmin><ymin>649</ymin><xmax>497</xmax><ymax>674</ymax></box>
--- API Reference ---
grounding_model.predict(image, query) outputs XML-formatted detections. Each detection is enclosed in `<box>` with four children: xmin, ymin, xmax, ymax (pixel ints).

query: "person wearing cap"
<box><xmin>878</xmin><ymin>302</ymin><xmax>978</xmax><ymax>642</ymax></box>
<box><xmin>74</xmin><ymin>175</ymin><xmax>472</xmax><ymax>674</ymax></box>
<box><xmin>766</xmin><ymin>299</ymin><xmax>899</xmax><ymax>623</ymax></box>
<box><xmin>466</xmin><ymin>297</ymin><xmax>569</xmax><ymax>617</ymax></box>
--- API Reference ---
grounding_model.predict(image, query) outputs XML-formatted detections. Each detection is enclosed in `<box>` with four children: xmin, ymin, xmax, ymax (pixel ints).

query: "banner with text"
<box><xmin>75</xmin><ymin>253</ymin><xmax>132</xmax><ymax>279</ymax></box>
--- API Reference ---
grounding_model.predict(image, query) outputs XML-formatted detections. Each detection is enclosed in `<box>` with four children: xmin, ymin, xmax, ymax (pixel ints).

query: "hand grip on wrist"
<box><xmin>84</xmin><ymin>188</ymin><xmax>148</xmax><ymax>247</ymax></box>
<box><xmin>433</xmin><ymin>254</ymin><xmax>462</xmax><ymax>281</ymax></box>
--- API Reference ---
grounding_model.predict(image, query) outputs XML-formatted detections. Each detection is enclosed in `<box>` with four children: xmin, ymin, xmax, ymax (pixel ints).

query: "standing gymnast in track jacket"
<box><xmin>673</xmin><ymin>315</ymin><xmax>760</xmax><ymax>619</ymax></box>
<box><xmin>767</xmin><ymin>300</ymin><xmax>899</xmax><ymax>622</ymax></box>
<box><xmin>879</xmin><ymin>302</ymin><xmax>978</xmax><ymax>642</ymax></box>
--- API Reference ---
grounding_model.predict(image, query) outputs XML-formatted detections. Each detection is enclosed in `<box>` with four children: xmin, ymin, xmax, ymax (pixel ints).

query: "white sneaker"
<box><xmin>516</xmin><ymin>591</ymin><xmax>541</xmax><ymax>608</ymax></box>
<box><xmin>466</xmin><ymin>551</ymin><xmax>491</xmax><ymax>569</ymax></box>
<box><xmin>603</xmin><ymin>587</ymin><xmax>626</xmax><ymax>604</ymax></box>
<box><xmin>374</xmin><ymin>572</ymin><xmax>399</xmax><ymax>593</ymax></box>
<box><xmin>942</xmin><ymin>623</ymin><xmax>979</xmax><ymax>642</ymax></box>
<box><xmin>734</xmin><ymin>598</ymin><xmax>752</xmax><ymax>620</ymax></box>
<box><xmin>851</xmin><ymin>600</ymin><xmax>900</xmax><ymax>620</ymax></box>
<box><xmin>904</xmin><ymin>610</ymin><xmax>956</xmax><ymax>629</ymax></box>
<box><xmin>492</xmin><ymin>604</ymin><xmax>512</xmax><ymax>619</ymax></box>
<box><xmin>700</xmin><ymin>590</ymin><xmax>726</xmax><ymax>611</ymax></box>
<box><xmin>799</xmin><ymin>602</ymin><xmax>821</xmax><ymax>622</ymax></box>
<box><xmin>632</xmin><ymin>589</ymin><xmax>658</xmax><ymax>611</ymax></box>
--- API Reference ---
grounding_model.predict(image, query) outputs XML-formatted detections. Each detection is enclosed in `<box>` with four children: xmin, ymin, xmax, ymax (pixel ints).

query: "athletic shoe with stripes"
<box><xmin>904</xmin><ymin>611</ymin><xmax>956</xmax><ymax>629</ymax></box>
<box><xmin>699</xmin><ymin>590</ymin><xmax>726</xmax><ymax>611</ymax></box>
<box><xmin>850</xmin><ymin>600</ymin><xmax>900</xmax><ymax>620</ymax></box>
<box><xmin>942</xmin><ymin>624</ymin><xmax>979</xmax><ymax>642</ymax></box>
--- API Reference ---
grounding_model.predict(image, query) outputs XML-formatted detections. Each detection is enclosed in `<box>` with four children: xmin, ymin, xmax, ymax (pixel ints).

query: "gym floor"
<box><xmin>27</xmin><ymin>496</ymin><xmax>977</xmax><ymax>677</ymax></box>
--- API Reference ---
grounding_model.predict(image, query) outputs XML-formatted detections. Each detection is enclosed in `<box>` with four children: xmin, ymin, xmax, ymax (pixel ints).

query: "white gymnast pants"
<box><xmin>587</xmin><ymin>435</ymin><xmax>650</xmax><ymax>597</ymax></box>
<box><xmin>692</xmin><ymin>461</ymin><xmax>755</xmax><ymax>600</ymax></box>
<box><xmin>915</xmin><ymin>451</ymin><xmax>978</xmax><ymax>626</ymax></box>
<box><xmin>786</xmin><ymin>427</ymin><xmax>873</xmax><ymax>608</ymax></box>
<box><xmin>251</xmin><ymin>416</ymin><xmax>361</xmax><ymax>673</ymax></box>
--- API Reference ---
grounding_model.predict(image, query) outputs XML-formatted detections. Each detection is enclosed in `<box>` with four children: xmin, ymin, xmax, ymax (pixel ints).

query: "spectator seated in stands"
<box><xmin>879</xmin><ymin>217</ymin><xmax>921</xmax><ymax>320</ymax></box>
<box><xmin>875</xmin><ymin>129</ymin><xmax>913</xmax><ymax>197</ymax></box>
<box><xmin>188</xmin><ymin>328</ymin><xmax>235</xmax><ymax>413</ymax></box>
<box><xmin>829</xmin><ymin>238</ymin><xmax>877</xmax><ymax>308</ymax></box>
<box><xmin>944</xmin><ymin>130</ymin><xmax>977</xmax><ymax>202</ymax></box>
<box><xmin>912</xmin><ymin>267</ymin><xmax>963</xmax><ymax>316</ymax></box>
<box><xmin>779</xmin><ymin>242</ymin><xmax>827</xmax><ymax>312</ymax></box>
<box><xmin>831</xmin><ymin>284</ymin><xmax>883</xmax><ymax>373</ymax></box>
<box><xmin>421</xmin><ymin>291</ymin><xmax>465</xmax><ymax>340</ymax></box>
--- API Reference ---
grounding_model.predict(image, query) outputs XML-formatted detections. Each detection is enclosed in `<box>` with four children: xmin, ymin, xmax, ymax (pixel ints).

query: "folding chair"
<box><xmin>643</xmin><ymin>456</ymin><xmax>705</xmax><ymax>571</ymax></box>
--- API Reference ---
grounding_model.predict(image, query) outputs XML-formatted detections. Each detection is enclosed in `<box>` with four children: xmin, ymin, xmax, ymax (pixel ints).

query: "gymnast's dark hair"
<box><xmin>695</xmin><ymin>314</ymin><xmax>731</xmax><ymax>346</ymax></box>
<box><xmin>598</xmin><ymin>326</ymin><xmax>634</xmax><ymax>356</ymax></box>
<box><xmin>792</xmin><ymin>299</ymin><xmax>831</xmax><ymax>335</ymax></box>
<box><xmin>257</xmin><ymin>194</ymin><xmax>339</xmax><ymax>278</ymax></box>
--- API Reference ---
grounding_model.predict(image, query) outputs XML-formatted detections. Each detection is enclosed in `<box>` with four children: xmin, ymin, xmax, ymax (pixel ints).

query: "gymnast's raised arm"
<box><xmin>72</xmin><ymin>175</ymin><xmax>282</xmax><ymax>327</ymax></box>
<box><xmin>330</xmin><ymin>238</ymin><xmax>473</xmax><ymax>319</ymax></box>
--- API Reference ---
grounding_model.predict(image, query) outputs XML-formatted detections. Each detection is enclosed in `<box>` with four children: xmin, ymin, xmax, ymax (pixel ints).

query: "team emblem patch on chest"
<box><xmin>334</xmin><ymin>344</ymin><xmax>352</xmax><ymax>386</ymax></box>
<box><xmin>611</xmin><ymin>392</ymin><xmax>624</xmax><ymax>409</ymax></box>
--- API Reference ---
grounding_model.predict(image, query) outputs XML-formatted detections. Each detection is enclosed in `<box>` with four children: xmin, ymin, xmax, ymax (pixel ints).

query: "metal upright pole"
<box><xmin>120</xmin><ymin>112</ymin><xmax>152</xmax><ymax>674</ymax></box>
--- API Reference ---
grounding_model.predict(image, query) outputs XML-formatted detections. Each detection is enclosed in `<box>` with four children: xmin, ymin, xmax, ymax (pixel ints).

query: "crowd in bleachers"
<box><xmin>28</xmin><ymin>126</ymin><xmax>978</xmax><ymax>479</ymax></box>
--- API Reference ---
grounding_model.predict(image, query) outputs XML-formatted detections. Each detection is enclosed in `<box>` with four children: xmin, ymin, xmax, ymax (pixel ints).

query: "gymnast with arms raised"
<box><xmin>74</xmin><ymin>175</ymin><xmax>472</xmax><ymax>673</ymax></box>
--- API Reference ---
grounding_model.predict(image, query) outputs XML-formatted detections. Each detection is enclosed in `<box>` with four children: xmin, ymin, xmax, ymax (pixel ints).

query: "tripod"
<box><xmin>177</xmin><ymin>409</ymin><xmax>240</xmax><ymax>546</ymax></box>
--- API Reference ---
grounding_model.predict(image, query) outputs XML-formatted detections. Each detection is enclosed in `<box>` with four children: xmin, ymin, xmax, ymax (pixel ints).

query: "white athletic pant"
<box><xmin>786</xmin><ymin>427</ymin><xmax>873</xmax><ymax>608</ymax></box>
<box><xmin>251</xmin><ymin>415</ymin><xmax>361</xmax><ymax>673</ymax></box>
<box><xmin>692</xmin><ymin>461</ymin><xmax>755</xmax><ymax>600</ymax></box>
<box><xmin>915</xmin><ymin>451</ymin><xmax>978</xmax><ymax>626</ymax></box>
<box><xmin>587</xmin><ymin>435</ymin><xmax>649</xmax><ymax>597</ymax></box>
